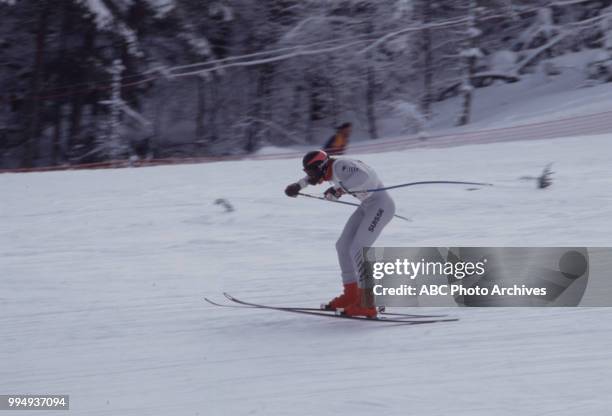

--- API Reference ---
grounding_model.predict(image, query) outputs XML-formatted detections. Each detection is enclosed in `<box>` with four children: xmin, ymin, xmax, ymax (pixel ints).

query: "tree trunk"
<box><xmin>207</xmin><ymin>74</ymin><xmax>219</xmax><ymax>143</ymax></box>
<box><xmin>52</xmin><ymin>103</ymin><xmax>62</xmax><ymax>165</ymax></box>
<box><xmin>365</xmin><ymin>16</ymin><xmax>378</xmax><ymax>140</ymax></box>
<box><xmin>196</xmin><ymin>77</ymin><xmax>205</xmax><ymax>148</ymax></box>
<box><xmin>365</xmin><ymin>65</ymin><xmax>378</xmax><ymax>139</ymax></box>
<box><xmin>151</xmin><ymin>87</ymin><xmax>165</xmax><ymax>158</ymax></box>
<box><xmin>421</xmin><ymin>0</ymin><xmax>433</xmax><ymax>119</ymax></box>
<box><xmin>288</xmin><ymin>84</ymin><xmax>303</xmax><ymax>133</ymax></box>
<box><xmin>52</xmin><ymin>1</ymin><xmax>71</xmax><ymax>165</ymax></box>
<box><xmin>245</xmin><ymin>68</ymin><xmax>265</xmax><ymax>153</ymax></box>
<box><xmin>458</xmin><ymin>0</ymin><xmax>478</xmax><ymax>126</ymax></box>
<box><xmin>306</xmin><ymin>75</ymin><xmax>319</xmax><ymax>144</ymax></box>
<box><xmin>22</xmin><ymin>5</ymin><xmax>49</xmax><ymax>167</ymax></box>
<box><xmin>246</xmin><ymin>63</ymin><xmax>274</xmax><ymax>151</ymax></box>
<box><xmin>69</xmin><ymin>92</ymin><xmax>83</xmax><ymax>146</ymax></box>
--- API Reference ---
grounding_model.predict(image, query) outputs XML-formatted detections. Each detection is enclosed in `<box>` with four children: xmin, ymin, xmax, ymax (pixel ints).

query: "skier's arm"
<box><xmin>284</xmin><ymin>177</ymin><xmax>310</xmax><ymax>197</ymax></box>
<box><xmin>297</xmin><ymin>177</ymin><xmax>309</xmax><ymax>188</ymax></box>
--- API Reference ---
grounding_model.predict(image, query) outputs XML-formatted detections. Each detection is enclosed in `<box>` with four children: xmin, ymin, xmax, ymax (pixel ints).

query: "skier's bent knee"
<box><xmin>336</xmin><ymin>237</ymin><xmax>347</xmax><ymax>253</ymax></box>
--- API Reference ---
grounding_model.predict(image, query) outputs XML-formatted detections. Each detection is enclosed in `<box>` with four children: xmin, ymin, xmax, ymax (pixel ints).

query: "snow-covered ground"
<box><xmin>2</xmin><ymin>133</ymin><xmax>612</xmax><ymax>415</ymax></box>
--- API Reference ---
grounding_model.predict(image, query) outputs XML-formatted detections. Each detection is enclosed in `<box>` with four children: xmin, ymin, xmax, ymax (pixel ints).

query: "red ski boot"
<box><xmin>340</xmin><ymin>288</ymin><xmax>378</xmax><ymax>318</ymax></box>
<box><xmin>324</xmin><ymin>282</ymin><xmax>359</xmax><ymax>311</ymax></box>
<box><xmin>340</xmin><ymin>303</ymin><xmax>378</xmax><ymax>318</ymax></box>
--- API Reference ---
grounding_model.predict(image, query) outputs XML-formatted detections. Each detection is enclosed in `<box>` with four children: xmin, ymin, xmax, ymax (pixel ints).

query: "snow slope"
<box><xmin>357</xmin><ymin>51</ymin><xmax>612</xmax><ymax>141</ymax></box>
<box><xmin>430</xmin><ymin>51</ymin><xmax>612</xmax><ymax>130</ymax></box>
<box><xmin>2</xmin><ymin>133</ymin><xmax>612</xmax><ymax>415</ymax></box>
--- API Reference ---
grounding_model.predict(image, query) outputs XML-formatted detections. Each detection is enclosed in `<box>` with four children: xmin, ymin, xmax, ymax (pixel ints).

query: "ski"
<box><xmin>205</xmin><ymin>296</ymin><xmax>450</xmax><ymax>319</ymax></box>
<box><xmin>211</xmin><ymin>293</ymin><xmax>458</xmax><ymax>324</ymax></box>
<box><xmin>208</xmin><ymin>293</ymin><xmax>448</xmax><ymax>319</ymax></box>
<box><xmin>204</xmin><ymin>297</ymin><xmax>246</xmax><ymax>308</ymax></box>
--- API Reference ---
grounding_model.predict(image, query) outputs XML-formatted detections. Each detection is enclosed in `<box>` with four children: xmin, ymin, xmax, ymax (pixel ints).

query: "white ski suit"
<box><xmin>299</xmin><ymin>158</ymin><xmax>395</xmax><ymax>284</ymax></box>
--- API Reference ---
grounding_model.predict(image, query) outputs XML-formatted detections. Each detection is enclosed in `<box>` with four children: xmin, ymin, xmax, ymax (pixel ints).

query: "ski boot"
<box><xmin>338</xmin><ymin>288</ymin><xmax>378</xmax><ymax>318</ymax></box>
<box><xmin>339</xmin><ymin>303</ymin><xmax>378</xmax><ymax>319</ymax></box>
<box><xmin>323</xmin><ymin>282</ymin><xmax>358</xmax><ymax>311</ymax></box>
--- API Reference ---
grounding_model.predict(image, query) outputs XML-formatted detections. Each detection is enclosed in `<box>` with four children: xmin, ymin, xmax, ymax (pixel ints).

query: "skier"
<box><xmin>284</xmin><ymin>150</ymin><xmax>395</xmax><ymax>318</ymax></box>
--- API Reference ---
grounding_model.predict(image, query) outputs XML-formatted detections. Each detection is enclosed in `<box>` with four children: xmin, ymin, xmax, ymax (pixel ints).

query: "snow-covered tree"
<box><xmin>3</xmin><ymin>0</ymin><xmax>612</xmax><ymax>168</ymax></box>
<box><xmin>457</xmin><ymin>0</ymin><xmax>483</xmax><ymax>126</ymax></box>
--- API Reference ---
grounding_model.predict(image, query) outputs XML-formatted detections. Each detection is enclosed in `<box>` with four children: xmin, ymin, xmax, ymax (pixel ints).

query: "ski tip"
<box><xmin>204</xmin><ymin>297</ymin><xmax>223</xmax><ymax>307</ymax></box>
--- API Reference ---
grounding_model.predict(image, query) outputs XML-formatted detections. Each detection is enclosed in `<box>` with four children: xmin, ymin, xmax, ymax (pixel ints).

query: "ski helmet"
<box><xmin>302</xmin><ymin>150</ymin><xmax>329</xmax><ymax>184</ymax></box>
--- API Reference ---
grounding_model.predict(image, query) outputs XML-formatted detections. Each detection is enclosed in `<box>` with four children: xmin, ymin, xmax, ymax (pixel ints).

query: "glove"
<box><xmin>324</xmin><ymin>186</ymin><xmax>344</xmax><ymax>201</ymax></box>
<box><xmin>285</xmin><ymin>183</ymin><xmax>301</xmax><ymax>197</ymax></box>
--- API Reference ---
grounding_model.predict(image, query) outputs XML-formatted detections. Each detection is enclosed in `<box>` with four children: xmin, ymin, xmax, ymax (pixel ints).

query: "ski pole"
<box><xmin>298</xmin><ymin>192</ymin><xmax>412</xmax><ymax>222</ymax></box>
<box><xmin>335</xmin><ymin>180</ymin><xmax>492</xmax><ymax>195</ymax></box>
<box><xmin>360</xmin><ymin>180</ymin><xmax>493</xmax><ymax>193</ymax></box>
